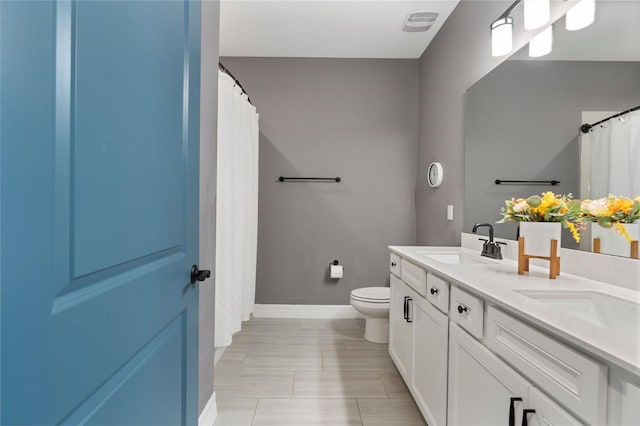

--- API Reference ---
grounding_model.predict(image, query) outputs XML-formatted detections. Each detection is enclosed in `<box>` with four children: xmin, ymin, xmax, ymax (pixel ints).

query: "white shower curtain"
<box><xmin>590</xmin><ymin>109</ymin><xmax>640</xmax><ymax>198</ymax></box>
<box><xmin>215</xmin><ymin>71</ymin><xmax>259</xmax><ymax>348</ymax></box>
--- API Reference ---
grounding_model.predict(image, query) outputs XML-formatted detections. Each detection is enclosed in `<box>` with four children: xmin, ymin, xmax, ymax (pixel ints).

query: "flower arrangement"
<box><xmin>498</xmin><ymin>192</ymin><xmax>582</xmax><ymax>242</ymax></box>
<box><xmin>580</xmin><ymin>195</ymin><xmax>640</xmax><ymax>242</ymax></box>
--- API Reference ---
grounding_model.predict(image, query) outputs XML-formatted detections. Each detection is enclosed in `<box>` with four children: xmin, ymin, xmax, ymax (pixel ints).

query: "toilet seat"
<box><xmin>350</xmin><ymin>287</ymin><xmax>390</xmax><ymax>303</ymax></box>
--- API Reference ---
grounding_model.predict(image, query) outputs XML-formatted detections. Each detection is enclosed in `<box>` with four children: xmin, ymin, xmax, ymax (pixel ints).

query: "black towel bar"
<box><xmin>278</xmin><ymin>176</ymin><xmax>341</xmax><ymax>183</ymax></box>
<box><xmin>495</xmin><ymin>179</ymin><xmax>559</xmax><ymax>186</ymax></box>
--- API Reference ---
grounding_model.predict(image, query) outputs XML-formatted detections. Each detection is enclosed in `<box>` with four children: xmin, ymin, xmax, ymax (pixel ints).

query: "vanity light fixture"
<box><xmin>524</xmin><ymin>0</ymin><xmax>550</xmax><ymax>30</ymax></box>
<box><xmin>529</xmin><ymin>25</ymin><xmax>553</xmax><ymax>57</ymax></box>
<box><xmin>491</xmin><ymin>17</ymin><xmax>514</xmax><ymax>57</ymax></box>
<box><xmin>565</xmin><ymin>0</ymin><xmax>595</xmax><ymax>31</ymax></box>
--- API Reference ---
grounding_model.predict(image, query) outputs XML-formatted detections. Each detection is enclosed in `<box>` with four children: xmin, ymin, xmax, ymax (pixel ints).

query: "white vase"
<box><xmin>591</xmin><ymin>223</ymin><xmax>639</xmax><ymax>258</ymax></box>
<box><xmin>520</xmin><ymin>222</ymin><xmax>562</xmax><ymax>257</ymax></box>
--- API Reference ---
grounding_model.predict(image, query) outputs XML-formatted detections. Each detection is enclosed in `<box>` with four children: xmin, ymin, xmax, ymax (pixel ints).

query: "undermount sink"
<box><xmin>418</xmin><ymin>252</ymin><xmax>492</xmax><ymax>265</ymax></box>
<box><xmin>516</xmin><ymin>290</ymin><xmax>640</xmax><ymax>335</ymax></box>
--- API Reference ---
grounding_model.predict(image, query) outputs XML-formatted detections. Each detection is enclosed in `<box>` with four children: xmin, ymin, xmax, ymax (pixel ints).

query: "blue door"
<box><xmin>1</xmin><ymin>1</ymin><xmax>202</xmax><ymax>424</ymax></box>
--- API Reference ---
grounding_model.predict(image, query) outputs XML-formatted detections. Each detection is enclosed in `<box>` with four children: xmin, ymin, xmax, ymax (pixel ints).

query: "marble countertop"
<box><xmin>389</xmin><ymin>245</ymin><xmax>640</xmax><ymax>377</ymax></box>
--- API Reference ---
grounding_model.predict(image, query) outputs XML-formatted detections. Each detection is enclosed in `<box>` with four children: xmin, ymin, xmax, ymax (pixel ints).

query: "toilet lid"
<box><xmin>350</xmin><ymin>287</ymin><xmax>390</xmax><ymax>302</ymax></box>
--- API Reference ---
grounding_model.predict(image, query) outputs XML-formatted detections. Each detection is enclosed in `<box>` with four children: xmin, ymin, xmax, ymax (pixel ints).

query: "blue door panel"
<box><xmin>49</xmin><ymin>255</ymin><xmax>192</xmax><ymax>422</ymax></box>
<box><xmin>60</xmin><ymin>313</ymin><xmax>186</xmax><ymax>426</ymax></box>
<box><xmin>73</xmin><ymin>0</ymin><xmax>187</xmax><ymax>277</ymax></box>
<box><xmin>1</xmin><ymin>1</ymin><xmax>201</xmax><ymax>424</ymax></box>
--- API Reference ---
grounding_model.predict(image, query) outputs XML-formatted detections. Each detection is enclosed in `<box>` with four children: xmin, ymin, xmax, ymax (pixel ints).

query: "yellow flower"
<box><xmin>567</xmin><ymin>222</ymin><xmax>580</xmax><ymax>244</ymax></box>
<box><xmin>614</xmin><ymin>222</ymin><xmax>634</xmax><ymax>243</ymax></box>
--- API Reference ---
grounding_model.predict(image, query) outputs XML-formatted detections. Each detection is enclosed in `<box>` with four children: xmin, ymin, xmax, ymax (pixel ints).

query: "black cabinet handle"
<box><xmin>522</xmin><ymin>409</ymin><xmax>536</xmax><ymax>426</ymax></box>
<box><xmin>509</xmin><ymin>397</ymin><xmax>523</xmax><ymax>426</ymax></box>
<box><xmin>391</xmin><ymin>262</ymin><xmax>397</xmax><ymax>267</ymax></box>
<box><xmin>406</xmin><ymin>298</ymin><xmax>413</xmax><ymax>323</ymax></box>
<box><xmin>457</xmin><ymin>305</ymin><xmax>468</xmax><ymax>314</ymax></box>
<box><xmin>403</xmin><ymin>296</ymin><xmax>409</xmax><ymax>320</ymax></box>
<box><xmin>430</xmin><ymin>287</ymin><xmax>439</xmax><ymax>295</ymax></box>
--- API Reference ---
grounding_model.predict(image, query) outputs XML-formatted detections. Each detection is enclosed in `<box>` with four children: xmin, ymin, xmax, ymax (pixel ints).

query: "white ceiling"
<box><xmin>219</xmin><ymin>0</ymin><xmax>460</xmax><ymax>59</ymax></box>
<box><xmin>510</xmin><ymin>0</ymin><xmax>640</xmax><ymax>61</ymax></box>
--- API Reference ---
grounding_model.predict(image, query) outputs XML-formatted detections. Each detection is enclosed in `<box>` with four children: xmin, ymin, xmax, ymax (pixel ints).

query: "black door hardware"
<box><xmin>403</xmin><ymin>296</ymin><xmax>410</xmax><ymax>321</ymax></box>
<box><xmin>191</xmin><ymin>265</ymin><xmax>211</xmax><ymax>284</ymax></box>
<box><xmin>509</xmin><ymin>397</ymin><xmax>523</xmax><ymax>426</ymax></box>
<box><xmin>457</xmin><ymin>305</ymin><xmax>468</xmax><ymax>314</ymax></box>
<box><xmin>522</xmin><ymin>409</ymin><xmax>536</xmax><ymax>426</ymax></box>
<box><xmin>430</xmin><ymin>287</ymin><xmax>439</xmax><ymax>295</ymax></box>
<box><xmin>406</xmin><ymin>298</ymin><xmax>413</xmax><ymax>323</ymax></box>
<box><xmin>391</xmin><ymin>262</ymin><xmax>397</xmax><ymax>267</ymax></box>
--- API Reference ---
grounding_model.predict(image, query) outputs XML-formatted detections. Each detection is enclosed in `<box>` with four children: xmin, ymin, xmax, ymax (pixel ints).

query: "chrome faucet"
<box><xmin>472</xmin><ymin>223</ymin><xmax>505</xmax><ymax>260</ymax></box>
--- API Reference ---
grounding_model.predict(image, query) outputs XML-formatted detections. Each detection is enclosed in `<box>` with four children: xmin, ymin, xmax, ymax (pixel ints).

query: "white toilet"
<box><xmin>349</xmin><ymin>287</ymin><xmax>390</xmax><ymax>344</ymax></box>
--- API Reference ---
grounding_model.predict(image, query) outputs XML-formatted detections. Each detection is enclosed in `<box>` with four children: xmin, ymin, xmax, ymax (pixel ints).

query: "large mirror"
<box><xmin>464</xmin><ymin>0</ymin><xmax>640</xmax><ymax>258</ymax></box>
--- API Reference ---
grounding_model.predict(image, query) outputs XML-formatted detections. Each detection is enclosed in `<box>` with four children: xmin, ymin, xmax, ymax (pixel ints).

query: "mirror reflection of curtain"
<box><xmin>215</xmin><ymin>71</ymin><xmax>259</xmax><ymax>348</ymax></box>
<box><xmin>590</xmin><ymin>109</ymin><xmax>640</xmax><ymax>198</ymax></box>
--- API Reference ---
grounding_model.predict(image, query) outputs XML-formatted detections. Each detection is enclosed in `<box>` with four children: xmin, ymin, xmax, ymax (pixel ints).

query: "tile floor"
<box><xmin>213</xmin><ymin>318</ymin><xmax>427</xmax><ymax>425</ymax></box>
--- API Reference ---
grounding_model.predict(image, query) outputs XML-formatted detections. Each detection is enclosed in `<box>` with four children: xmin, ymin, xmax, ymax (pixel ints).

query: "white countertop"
<box><xmin>389</xmin><ymin>245</ymin><xmax>640</xmax><ymax>377</ymax></box>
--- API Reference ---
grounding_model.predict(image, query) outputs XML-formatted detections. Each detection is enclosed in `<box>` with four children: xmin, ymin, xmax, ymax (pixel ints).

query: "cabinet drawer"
<box><xmin>401</xmin><ymin>259</ymin><xmax>426</xmax><ymax>296</ymax></box>
<box><xmin>426</xmin><ymin>273</ymin><xmax>449</xmax><ymax>314</ymax></box>
<box><xmin>486</xmin><ymin>307</ymin><xmax>607</xmax><ymax>426</ymax></box>
<box><xmin>390</xmin><ymin>253</ymin><xmax>401</xmax><ymax>278</ymax></box>
<box><xmin>449</xmin><ymin>286</ymin><xmax>484</xmax><ymax>339</ymax></box>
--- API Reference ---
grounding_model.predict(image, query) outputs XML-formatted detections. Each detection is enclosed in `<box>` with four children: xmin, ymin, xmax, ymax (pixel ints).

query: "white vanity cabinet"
<box><xmin>448</xmin><ymin>322</ymin><xmax>530</xmax><ymax>426</ymax></box>
<box><xmin>448</xmin><ymin>323</ymin><xmax>582</xmax><ymax>426</ymax></box>
<box><xmin>389</xmin><ymin>248</ymin><xmax>633</xmax><ymax>426</ymax></box>
<box><xmin>390</xmin><ymin>274</ymin><xmax>414</xmax><ymax>380</ymax></box>
<box><xmin>390</xmin><ymin>264</ymin><xmax>451</xmax><ymax>426</ymax></box>
<box><xmin>412</xmin><ymin>294</ymin><xmax>449</xmax><ymax>426</ymax></box>
<box><xmin>525</xmin><ymin>387</ymin><xmax>583</xmax><ymax>426</ymax></box>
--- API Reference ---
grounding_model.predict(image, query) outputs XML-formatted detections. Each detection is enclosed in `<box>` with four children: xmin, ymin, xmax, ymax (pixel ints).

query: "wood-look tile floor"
<box><xmin>213</xmin><ymin>318</ymin><xmax>427</xmax><ymax>426</ymax></box>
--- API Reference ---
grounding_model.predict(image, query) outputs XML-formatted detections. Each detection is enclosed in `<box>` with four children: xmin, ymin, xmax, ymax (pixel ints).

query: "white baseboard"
<box><xmin>252</xmin><ymin>304</ymin><xmax>364</xmax><ymax>319</ymax></box>
<box><xmin>198</xmin><ymin>392</ymin><xmax>217</xmax><ymax>426</ymax></box>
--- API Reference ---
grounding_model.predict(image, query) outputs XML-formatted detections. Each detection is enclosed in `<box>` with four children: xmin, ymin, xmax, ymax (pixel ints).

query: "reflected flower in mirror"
<box><xmin>581</xmin><ymin>196</ymin><xmax>640</xmax><ymax>242</ymax></box>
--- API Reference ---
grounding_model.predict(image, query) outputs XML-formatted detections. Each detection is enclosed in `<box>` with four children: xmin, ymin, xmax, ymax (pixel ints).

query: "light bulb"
<box><xmin>529</xmin><ymin>25</ymin><xmax>553</xmax><ymax>58</ymax></box>
<box><xmin>524</xmin><ymin>0</ymin><xmax>550</xmax><ymax>30</ymax></box>
<box><xmin>491</xmin><ymin>17</ymin><xmax>513</xmax><ymax>57</ymax></box>
<box><xmin>566</xmin><ymin>0</ymin><xmax>595</xmax><ymax>31</ymax></box>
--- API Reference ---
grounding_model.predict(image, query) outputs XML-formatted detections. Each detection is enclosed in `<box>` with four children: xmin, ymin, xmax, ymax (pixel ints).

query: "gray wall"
<box><xmin>464</xmin><ymin>60</ymin><xmax>640</xmax><ymax>245</ymax></box>
<box><xmin>220</xmin><ymin>58</ymin><xmax>418</xmax><ymax>304</ymax></box>
<box><xmin>198</xmin><ymin>0</ymin><xmax>219</xmax><ymax>414</ymax></box>
<box><xmin>416</xmin><ymin>1</ymin><xmax>574</xmax><ymax>245</ymax></box>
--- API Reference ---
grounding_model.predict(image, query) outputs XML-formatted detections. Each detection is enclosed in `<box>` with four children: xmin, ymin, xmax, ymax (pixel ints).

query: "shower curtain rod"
<box><xmin>580</xmin><ymin>105</ymin><xmax>640</xmax><ymax>133</ymax></box>
<box><xmin>219</xmin><ymin>62</ymin><xmax>253</xmax><ymax>105</ymax></box>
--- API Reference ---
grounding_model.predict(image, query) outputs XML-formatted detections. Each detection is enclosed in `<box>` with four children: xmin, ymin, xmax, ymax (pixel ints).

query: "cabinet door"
<box><xmin>448</xmin><ymin>323</ymin><xmax>530</xmax><ymax>426</ymax></box>
<box><xmin>524</xmin><ymin>387</ymin><xmax>583</xmax><ymax>426</ymax></box>
<box><xmin>390</xmin><ymin>274</ymin><xmax>413</xmax><ymax>380</ymax></box>
<box><xmin>412</xmin><ymin>297</ymin><xmax>448</xmax><ymax>426</ymax></box>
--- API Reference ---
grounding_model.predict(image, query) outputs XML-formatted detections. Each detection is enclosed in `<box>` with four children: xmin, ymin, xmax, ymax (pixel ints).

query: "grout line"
<box><xmin>249</xmin><ymin>398</ymin><xmax>260</xmax><ymax>426</ymax></box>
<box><xmin>291</xmin><ymin>370</ymin><xmax>296</xmax><ymax>398</ymax></box>
<box><xmin>378</xmin><ymin>370</ymin><xmax>390</xmax><ymax>399</ymax></box>
<box><xmin>355</xmin><ymin>398</ymin><xmax>365</xmax><ymax>426</ymax></box>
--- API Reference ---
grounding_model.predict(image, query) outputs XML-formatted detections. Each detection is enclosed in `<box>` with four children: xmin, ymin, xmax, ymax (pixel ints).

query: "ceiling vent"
<box><xmin>402</xmin><ymin>10</ymin><xmax>439</xmax><ymax>32</ymax></box>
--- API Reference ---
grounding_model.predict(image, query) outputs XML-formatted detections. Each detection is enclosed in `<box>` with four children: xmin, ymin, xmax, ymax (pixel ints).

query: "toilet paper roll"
<box><xmin>330</xmin><ymin>264</ymin><xmax>344</xmax><ymax>279</ymax></box>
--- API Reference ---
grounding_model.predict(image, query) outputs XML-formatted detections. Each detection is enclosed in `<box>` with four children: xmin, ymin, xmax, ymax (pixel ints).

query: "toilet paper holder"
<box><xmin>329</xmin><ymin>260</ymin><xmax>344</xmax><ymax>271</ymax></box>
<box><xmin>329</xmin><ymin>260</ymin><xmax>344</xmax><ymax>279</ymax></box>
